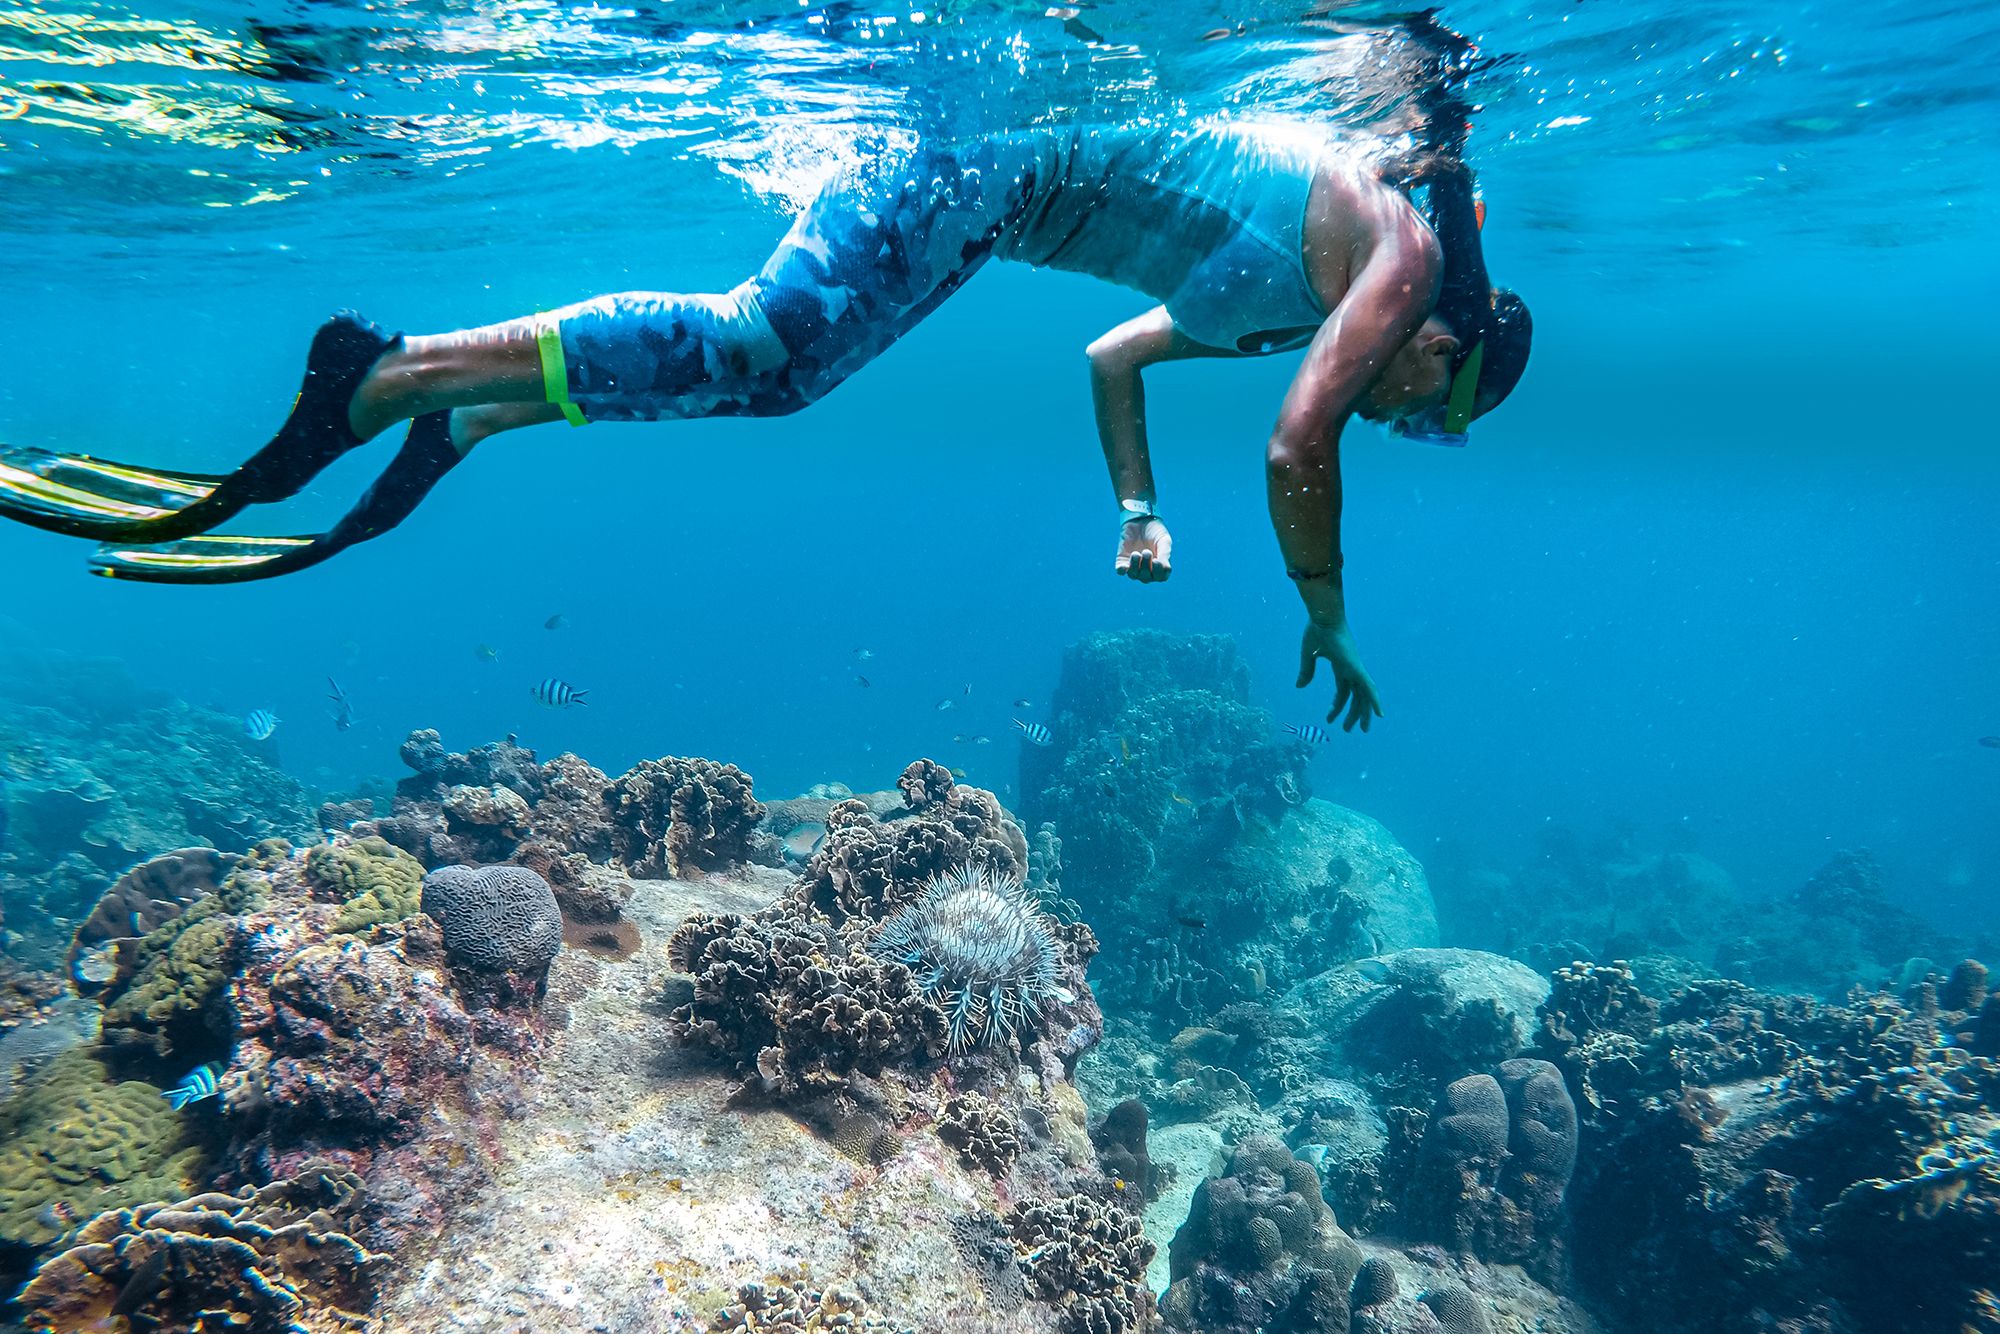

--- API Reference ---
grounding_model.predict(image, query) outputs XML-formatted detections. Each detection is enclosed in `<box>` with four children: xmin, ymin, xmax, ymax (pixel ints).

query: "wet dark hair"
<box><xmin>1419</xmin><ymin>167</ymin><xmax>1533</xmax><ymax>418</ymax></box>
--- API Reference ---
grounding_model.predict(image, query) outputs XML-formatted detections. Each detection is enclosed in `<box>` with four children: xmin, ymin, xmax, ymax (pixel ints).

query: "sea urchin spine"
<box><xmin>868</xmin><ymin>864</ymin><xmax>1070</xmax><ymax>1054</ymax></box>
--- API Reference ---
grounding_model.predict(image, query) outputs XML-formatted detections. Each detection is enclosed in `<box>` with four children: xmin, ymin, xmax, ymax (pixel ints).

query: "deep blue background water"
<box><xmin>2</xmin><ymin>0</ymin><xmax>1996</xmax><ymax>931</ymax></box>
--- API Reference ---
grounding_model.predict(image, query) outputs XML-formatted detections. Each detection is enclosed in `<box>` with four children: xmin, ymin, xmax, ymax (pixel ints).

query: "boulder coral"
<box><xmin>0</xmin><ymin>1050</ymin><xmax>207</xmax><ymax>1246</ymax></box>
<box><xmin>419</xmin><ymin>863</ymin><xmax>564</xmax><ymax>1003</ymax></box>
<box><xmin>1161</xmin><ymin>1136</ymin><xmax>1364</xmax><ymax>1334</ymax></box>
<box><xmin>1405</xmin><ymin>1058</ymin><xmax>1577</xmax><ymax>1271</ymax></box>
<box><xmin>17</xmin><ymin>1162</ymin><xmax>386</xmax><ymax>1334</ymax></box>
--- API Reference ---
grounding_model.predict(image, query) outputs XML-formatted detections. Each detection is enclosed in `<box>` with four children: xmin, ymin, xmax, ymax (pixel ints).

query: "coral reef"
<box><xmin>1021</xmin><ymin>630</ymin><xmax>1437</xmax><ymax>1032</ymax></box>
<box><xmin>1091</xmin><ymin>1097</ymin><xmax>1161</xmax><ymax>1201</ymax></box>
<box><xmin>666</xmin><ymin>761</ymin><xmax>1095</xmax><ymax>1098</ymax></box>
<box><xmin>0</xmin><ymin>650</ymin><xmax>313</xmax><ymax>959</ymax></box>
<box><xmin>938</xmin><ymin>1091</ymin><xmax>1022</xmax><ymax>1176</ymax></box>
<box><xmin>17</xmin><ymin>1162</ymin><xmax>386</xmax><ymax>1334</ymax></box>
<box><xmin>1431</xmin><ymin>831</ymin><xmax>1956</xmax><ymax>998</ymax></box>
<box><xmin>1541</xmin><ymin>958</ymin><xmax>2000</xmax><ymax>1334</ymax></box>
<box><xmin>1011</xmin><ymin>1191</ymin><xmax>1157</xmax><ymax>1334</ymax></box>
<box><xmin>0</xmin><ymin>1050</ymin><xmax>207</xmax><ymax>1246</ymax></box>
<box><xmin>1160</xmin><ymin>1136</ymin><xmax>1363</xmax><ymax>1334</ymax></box>
<box><xmin>712</xmin><ymin>1274</ymin><xmax>886</xmax><ymax>1331</ymax></box>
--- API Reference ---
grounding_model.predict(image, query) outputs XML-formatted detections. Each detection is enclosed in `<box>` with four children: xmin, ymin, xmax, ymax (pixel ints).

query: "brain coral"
<box><xmin>0</xmin><ymin>1051</ymin><xmax>206</xmax><ymax>1245</ymax></box>
<box><xmin>420</xmin><ymin>863</ymin><xmax>563</xmax><ymax>979</ymax></box>
<box><xmin>306</xmin><ymin>834</ymin><xmax>425</xmax><ymax>934</ymax></box>
<box><xmin>17</xmin><ymin>1161</ymin><xmax>385</xmax><ymax>1334</ymax></box>
<box><xmin>869</xmin><ymin>864</ymin><xmax>1066</xmax><ymax>1053</ymax></box>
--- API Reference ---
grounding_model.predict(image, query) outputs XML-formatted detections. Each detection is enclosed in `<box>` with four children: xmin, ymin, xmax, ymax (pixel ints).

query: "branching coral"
<box><xmin>869</xmin><ymin>864</ymin><xmax>1067</xmax><ymax>1053</ymax></box>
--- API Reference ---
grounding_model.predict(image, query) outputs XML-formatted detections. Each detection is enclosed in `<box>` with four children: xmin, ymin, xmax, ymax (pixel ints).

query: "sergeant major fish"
<box><xmin>162</xmin><ymin>1062</ymin><xmax>222</xmax><ymax>1110</ymax></box>
<box><xmin>1285</xmin><ymin>723</ymin><xmax>1330</xmax><ymax>746</ymax></box>
<box><xmin>243</xmin><ymin>709</ymin><xmax>279</xmax><ymax>741</ymax></box>
<box><xmin>1013</xmin><ymin>719</ymin><xmax>1053</xmax><ymax>747</ymax></box>
<box><xmin>531</xmin><ymin>678</ymin><xmax>589</xmax><ymax>708</ymax></box>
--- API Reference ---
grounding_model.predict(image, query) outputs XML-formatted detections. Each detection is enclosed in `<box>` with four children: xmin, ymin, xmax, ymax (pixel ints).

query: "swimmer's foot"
<box><xmin>0</xmin><ymin>311</ymin><xmax>398</xmax><ymax>545</ymax></box>
<box><xmin>89</xmin><ymin>410</ymin><xmax>461</xmax><ymax>585</ymax></box>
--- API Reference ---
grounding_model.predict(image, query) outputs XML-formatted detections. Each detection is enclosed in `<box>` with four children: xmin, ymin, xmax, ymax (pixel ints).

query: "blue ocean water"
<box><xmin>1</xmin><ymin>0</ymin><xmax>1996</xmax><ymax>939</ymax></box>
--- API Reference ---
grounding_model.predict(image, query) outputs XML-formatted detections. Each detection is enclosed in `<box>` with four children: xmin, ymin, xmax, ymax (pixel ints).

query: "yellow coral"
<box><xmin>0</xmin><ymin>1051</ymin><xmax>207</xmax><ymax>1245</ymax></box>
<box><xmin>307</xmin><ymin>836</ymin><xmax>425</xmax><ymax>934</ymax></box>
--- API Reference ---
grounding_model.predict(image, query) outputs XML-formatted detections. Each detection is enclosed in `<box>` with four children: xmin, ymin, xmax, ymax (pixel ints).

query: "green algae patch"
<box><xmin>0</xmin><ymin>1051</ymin><xmax>208</xmax><ymax>1246</ymax></box>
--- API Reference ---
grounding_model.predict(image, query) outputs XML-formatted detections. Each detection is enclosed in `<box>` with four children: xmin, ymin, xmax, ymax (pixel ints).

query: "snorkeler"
<box><xmin>0</xmin><ymin>122</ymin><xmax>1528</xmax><ymax>731</ymax></box>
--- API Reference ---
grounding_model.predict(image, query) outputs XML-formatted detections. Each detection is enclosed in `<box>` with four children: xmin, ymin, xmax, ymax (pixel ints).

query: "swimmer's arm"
<box><xmin>1086</xmin><ymin>306</ymin><xmax>1240</xmax><ymax>510</ymax></box>
<box><xmin>1266</xmin><ymin>247</ymin><xmax>1438</xmax><ymax>622</ymax></box>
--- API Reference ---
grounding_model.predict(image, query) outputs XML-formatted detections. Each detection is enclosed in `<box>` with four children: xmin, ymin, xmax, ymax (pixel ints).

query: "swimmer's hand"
<box><xmin>1297</xmin><ymin>620</ymin><xmax>1383</xmax><ymax>733</ymax></box>
<box><xmin>1115</xmin><ymin>516</ymin><xmax>1173</xmax><ymax>584</ymax></box>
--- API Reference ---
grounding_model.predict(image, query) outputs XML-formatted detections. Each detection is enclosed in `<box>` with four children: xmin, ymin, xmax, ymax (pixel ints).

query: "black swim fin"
<box><xmin>0</xmin><ymin>446</ymin><xmax>229</xmax><ymax>537</ymax></box>
<box><xmin>89</xmin><ymin>411</ymin><xmax>462</xmax><ymax>585</ymax></box>
<box><xmin>0</xmin><ymin>310</ymin><xmax>396</xmax><ymax>544</ymax></box>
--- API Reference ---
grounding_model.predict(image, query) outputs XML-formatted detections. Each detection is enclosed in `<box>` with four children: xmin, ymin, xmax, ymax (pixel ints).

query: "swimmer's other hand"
<box><xmin>1297</xmin><ymin>620</ymin><xmax>1383</xmax><ymax>734</ymax></box>
<box><xmin>1114</xmin><ymin>516</ymin><xmax>1173</xmax><ymax>584</ymax></box>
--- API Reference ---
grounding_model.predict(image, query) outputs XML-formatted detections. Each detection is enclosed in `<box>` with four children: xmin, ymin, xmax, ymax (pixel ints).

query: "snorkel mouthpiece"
<box><xmin>1388</xmin><ymin>339</ymin><xmax>1484</xmax><ymax>447</ymax></box>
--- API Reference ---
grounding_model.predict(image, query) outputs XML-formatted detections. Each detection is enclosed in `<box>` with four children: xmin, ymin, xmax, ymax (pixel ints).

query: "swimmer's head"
<box><xmin>1359</xmin><ymin>287</ymin><xmax>1533</xmax><ymax>438</ymax></box>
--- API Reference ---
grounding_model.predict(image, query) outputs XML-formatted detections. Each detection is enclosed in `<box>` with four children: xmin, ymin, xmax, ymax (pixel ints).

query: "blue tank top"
<box><xmin>997</xmin><ymin>123</ymin><xmax>1332</xmax><ymax>354</ymax></box>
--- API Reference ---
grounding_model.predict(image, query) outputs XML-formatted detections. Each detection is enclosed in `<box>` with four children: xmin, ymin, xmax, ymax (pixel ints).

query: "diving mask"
<box><xmin>1388</xmin><ymin>340</ymin><xmax>1484</xmax><ymax>447</ymax></box>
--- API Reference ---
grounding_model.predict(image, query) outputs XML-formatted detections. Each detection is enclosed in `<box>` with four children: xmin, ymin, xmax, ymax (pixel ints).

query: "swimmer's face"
<box><xmin>1354</xmin><ymin>318</ymin><xmax>1459</xmax><ymax>423</ymax></box>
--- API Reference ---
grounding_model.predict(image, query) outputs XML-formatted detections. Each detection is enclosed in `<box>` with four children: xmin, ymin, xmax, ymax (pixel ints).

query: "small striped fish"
<box><xmin>1285</xmin><ymin>723</ymin><xmax>1331</xmax><ymax>746</ymax></box>
<box><xmin>530</xmin><ymin>678</ymin><xmax>588</xmax><ymax>708</ymax></box>
<box><xmin>162</xmin><ymin>1062</ymin><xmax>222</xmax><ymax>1110</ymax></box>
<box><xmin>243</xmin><ymin>709</ymin><xmax>280</xmax><ymax>741</ymax></box>
<box><xmin>1012</xmin><ymin>719</ymin><xmax>1054</xmax><ymax>747</ymax></box>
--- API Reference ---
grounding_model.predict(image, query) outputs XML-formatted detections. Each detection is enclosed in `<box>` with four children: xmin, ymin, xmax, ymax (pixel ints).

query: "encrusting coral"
<box><xmin>0</xmin><ymin>1050</ymin><xmax>207</xmax><ymax>1246</ymax></box>
<box><xmin>938</xmin><ymin>1091</ymin><xmax>1022</xmax><ymax>1176</ymax></box>
<box><xmin>17</xmin><ymin>1162</ymin><xmax>387</xmax><ymax>1334</ymax></box>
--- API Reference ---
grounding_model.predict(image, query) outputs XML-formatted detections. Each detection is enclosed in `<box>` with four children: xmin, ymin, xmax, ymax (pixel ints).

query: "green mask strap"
<box><xmin>1443</xmin><ymin>339</ymin><xmax>1485</xmax><ymax>435</ymax></box>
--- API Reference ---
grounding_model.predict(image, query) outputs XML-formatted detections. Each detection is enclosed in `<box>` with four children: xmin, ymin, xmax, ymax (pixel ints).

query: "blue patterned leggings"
<box><xmin>537</xmin><ymin>138</ymin><xmax>1048</xmax><ymax>423</ymax></box>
